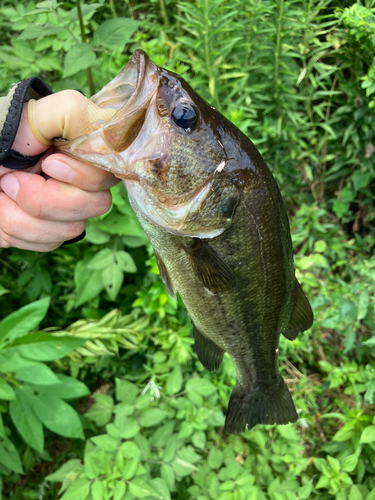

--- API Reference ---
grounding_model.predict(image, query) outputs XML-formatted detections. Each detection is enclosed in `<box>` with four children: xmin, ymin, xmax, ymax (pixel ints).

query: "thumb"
<box><xmin>27</xmin><ymin>90</ymin><xmax>116</xmax><ymax>146</ymax></box>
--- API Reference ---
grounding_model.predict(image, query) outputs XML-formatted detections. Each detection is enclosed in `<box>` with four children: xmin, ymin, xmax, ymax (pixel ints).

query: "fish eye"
<box><xmin>171</xmin><ymin>103</ymin><xmax>198</xmax><ymax>132</ymax></box>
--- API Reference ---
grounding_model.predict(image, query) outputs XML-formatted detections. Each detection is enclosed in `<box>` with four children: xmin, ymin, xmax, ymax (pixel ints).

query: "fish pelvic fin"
<box><xmin>283</xmin><ymin>278</ymin><xmax>313</xmax><ymax>341</ymax></box>
<box><xmin>192</xmin><ymin>322</ymin><xmax>224</xmax><ymax>372</ymax></box>
<box><xmin>184</xmin><ymin>239</ymin><xmax>236</xmax><ymax>294</ymax></box>
<box><xmin>224</xmin><ymin>378</ymin><xmax>298</xmax><ymax>434</ymax></box>
<box><xmin>154</xmin><ymin>249</ymin><xmax>176</xmax><ymax>299</ymax></box>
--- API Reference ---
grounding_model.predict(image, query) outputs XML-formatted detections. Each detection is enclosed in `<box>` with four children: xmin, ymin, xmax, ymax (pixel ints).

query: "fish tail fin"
<box><xmin>224</xmin><ymin>378</ymin><xmax>298</xmax><ymax>434</ymax></box>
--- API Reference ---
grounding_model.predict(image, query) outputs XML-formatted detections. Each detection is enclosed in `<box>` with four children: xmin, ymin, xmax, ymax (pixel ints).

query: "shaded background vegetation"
<box><xmin>0</xmin><ymin>0</ymin><xmax>374</xmax><ymax>499</ymax></box>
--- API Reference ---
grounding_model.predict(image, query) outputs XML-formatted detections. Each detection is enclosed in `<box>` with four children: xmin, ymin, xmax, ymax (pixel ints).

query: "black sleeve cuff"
<box><xmin>0</xmin><ymin>77</ymin><xmax>53</xmax><ymax>166</ymax></box>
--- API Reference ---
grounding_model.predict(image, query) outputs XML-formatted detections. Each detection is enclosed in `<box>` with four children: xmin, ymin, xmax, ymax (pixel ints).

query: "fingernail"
<box><xmin>1</xmin><ymin>175</ymin><xmax>19</xmax><ymax>200</ymax></box>
<box><xmin>43</xmin><ymin>160</ymin><xmax>74</xmax><ymax>183</ymax></box>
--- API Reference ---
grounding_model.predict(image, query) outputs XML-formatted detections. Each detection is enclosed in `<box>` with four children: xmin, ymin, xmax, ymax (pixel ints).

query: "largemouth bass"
<box><xmin>56</xmin><ymin>50</ymin><xmax>313</xmax><ymax>434</ymax></box>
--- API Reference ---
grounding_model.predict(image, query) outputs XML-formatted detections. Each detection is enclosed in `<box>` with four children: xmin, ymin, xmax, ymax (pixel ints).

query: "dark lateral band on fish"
<box><xmin>55</xmin><ymin>49</ymin><xmax>314</xmax><ymax>435</ymax></box>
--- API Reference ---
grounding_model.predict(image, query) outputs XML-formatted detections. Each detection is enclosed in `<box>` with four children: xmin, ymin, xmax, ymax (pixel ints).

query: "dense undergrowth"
<box><xmin>0</xmin><ymin>0</ymin><xmax>374</xmax><ymax>499</ymax></box>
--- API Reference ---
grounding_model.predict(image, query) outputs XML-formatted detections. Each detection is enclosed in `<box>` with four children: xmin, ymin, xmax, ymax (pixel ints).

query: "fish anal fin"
<box><xmin>193</xmin><ymin>323</ymin><xmax>224</xmax><ymax>372</ymax></box>
<box><xmin>225</xmin><ymin>378</ymin><xmax>298</xmax><ymax>434</ymax></box>
<box><xmin>184</xmin><ymin>239</ymin><xmax>236</xmax><ymax>293</ymax></box>
<box><xmin>283</xmin><ymin>278</ymin><xmax>313</xmax><ymax>341</ymax></box>
<box><xmin>154</xmin><ymin>249</ymin><xmax>176</xmax><ymax>299</ymax></box>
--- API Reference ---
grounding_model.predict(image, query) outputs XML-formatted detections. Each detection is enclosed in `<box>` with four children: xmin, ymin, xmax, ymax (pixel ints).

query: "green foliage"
<box><xmin>0</xmin><ymin>0</ymin><xmax>375</xmax><ymax>498</ymax></box>
<box><xmin>0</xmin><ymin>299</ymin><xmax>89</xmax><ymax>474</ymax></box>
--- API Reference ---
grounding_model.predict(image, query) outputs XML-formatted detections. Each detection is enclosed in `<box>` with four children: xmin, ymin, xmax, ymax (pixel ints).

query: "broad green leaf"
<box><xmin>88</xmin><ymin>249</ymin><xmax>114</xmax><ymax>270</ymax></box>
<box><xmin>93</xmin><ymin>18</ymin><xmax>140</xmax><ymax>50</ymax></box>
<box><xmin>166</xmin><ymin>366</ymin><xmax>183</xmax><ymax>396</ymax></box>
<box><xmin>121</xmin><ymin>441</ymin><xmax>141</xmax><ymax>459</ymax></box>
<box><xmin>18</xmin><ymin>23</ymin><xmax>63</xmax><ymax>39</ymax></box>
<box><xmin>128</xmin><ymin>478</ymin><xmax>159</xmax><ymax>498</ymax></box>
<box><xmin>208</xmin><ymin>446</ymin><xmax>223</xmax><ymax>469</ymax></box>
<box><xmin>0</xmin><ymin>438</ymin><xmax>23</xmax><ymax>473</ymax></box>
<box><xmin>114</xmin><ymin>481</ymin><xmax>126</xmax><ymax>500</ymax></box>
<box><xmin>29</xmin><ymin>392</ymin><xmax>84</xmax><ymax>439</ymax></box>
<box><xmin>9</xmin><ymin>394</ymin><xmax>44</xmax><ymax>452</ymax></box>
<box><xmin>91</xmin><ymin>434</ymin><xmax>119</xmax><ymax>452</ymax></box>
<box><xmin>5</xmin><ymin>333</ymin><xmax>86</xmax><ymax>361</ymax></box>
<box><xmin>177</xmin><ymin>446</ymin><xmax>201</xmax><ymax>464</ymax></box>
<box><xmin>327</xmin><ymin>455</ymin><xmax>341</xmax><ymax>473</ymax></box>
<box><xmin>342</xmin><ymin>454</ymin><xmax>358</xmax><ymax>472</ymax></box>
<box><xmin>298</xmin><ymin>480</ymin><xmax>312</xmax><ymax>499</ymax></box>
<box><xmin>0</xmin><ymin>297</ymin><xmax>50</xmax><ymax>345</ymax></box>
<box><xmin>115</xmin><ymin>378</ymin><xmax>139</xmax><ymax>404</ymax></box>
<box><xmin>349</xmin><ymin>485</ymin><xmax>363</xmax><ymax>500</ymax></box>
<box><xmin>75</xmin><ymin>259</ymin><xmax>104</xmax><ymax>307</ymax></box>
<box><xmin>63</xmin><ymin>43</ymin><xmax>96</xmax><ymax>78</ymax></box>
<box><xmin>33</xmin><ymin>374</ymin><xmax>90</xmax><ymax>400</ymax></box>
<box><xmin>151</xmin><ymin>478</ymin><xmax>170</xmax><ymax>500</ymax></box>
<box><xmin>61</xmin><ymin>478</ymin><xmax>91</xmax><ymax>500</ymax></box>
<box><xmin>139</xmin><ymin>408</ymin><xmax>170</xmax><ymax>427</ymax></box>
<box><xmin>0</xmin><ymin>285</ymin><xmax>9</xmax><ymax>297</ymax></box>
<box><xmin>0</xmin><ymin>378</ymin><xmax>16</xmax><ymax>400</ymax></box>
<box><xmin>102</xmin><ymin>262</ymin><xmax>124</xmax><ymax>301</ymax></box>
<box><xmin>360</xmin><ymin>426</ymin><xmax>375</xmax><ymax>444</ymax></box>
<box><xmin>46</xmin><ymin>459</ymin><xmax>83</xmax><ymax>481</ymax></box>
<box><xmin>85</xmin><ymin>394</ymin><xmax>114</xmax><ymax>426</ymax></box>
<box><xmin>192</xmin><ymin>430</ymin><xmax>206</xmax><ymax>450</ymax></box>
<box><xmin>160</xmin><ymin>463</ymin><xmax>175</xmax><ymax>491</ymax></box>
<box><xmin>186</xmin><ymin>377</ymin><xmax>217</xmax><ymax>397</ymax></box>
<box><xmin>85</xmin><ymin>224</ymin><xmax>111</xmax><ymax>245</ymax></box>
<box><xmin>172</xmin><ymin>458</ymin><xmax>197</xmax><ymax>477</ymax></box>
<box><xmin>91</xmin><ymin>480</ymin><xmax>104</xmax><ymax>500</ymax></box>
<box><xmin>116</xmin><ymin>251</ymin><xmax>137</xmax><ymax>273</ymax></box>
<box><xmin>14</xmin><ymin>360</ymin><xmax>61</xmax><ymax>385</ymax></box>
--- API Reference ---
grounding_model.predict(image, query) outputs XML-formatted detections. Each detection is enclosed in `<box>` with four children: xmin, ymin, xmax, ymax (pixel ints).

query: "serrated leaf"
<box><xmin>63</xmin><ymin>43</ymin><xmax>96</xmax><ymax>78</ymax></box>
<box><xmin>93</xmin><ymin>18</ymin><xmax>140</xmax><ymax>50</ymax></box>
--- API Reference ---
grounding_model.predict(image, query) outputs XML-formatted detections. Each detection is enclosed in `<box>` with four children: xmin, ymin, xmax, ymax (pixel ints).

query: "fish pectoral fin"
<box><xmin>283</xmin><ymin>278</ymin><xmax>313</xmax><ymax>341</ymax></box>
<box><xmin>184</xmin><ymin>239</ymin><xmax>236</xmax><ymax>293</ymax></box>
<box><xmin>192</xmin><ymin>322</ymin><xmax>224</xmax><ymax>372</ymax></box>
<box><xmin>225</xmin><ymin>379</ymin><xmax>298</xmax><ymax>435</ymax></box>
<box><xmin>154</xmin><ymin>249</ymin><xmax>176</xmax><ymax>299</ymax></box>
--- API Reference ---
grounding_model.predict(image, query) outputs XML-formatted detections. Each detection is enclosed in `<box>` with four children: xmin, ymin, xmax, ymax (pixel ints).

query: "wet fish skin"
<box><xmin>56</xmin><ymin>50</ymin><xmax>313</xmax><ymax>434</ymax></box>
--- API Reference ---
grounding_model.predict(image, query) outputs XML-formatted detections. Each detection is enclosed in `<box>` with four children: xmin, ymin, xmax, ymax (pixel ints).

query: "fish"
<box><xmin>56</xmin><ymin>49</ymin><xmax>313</xmax><ymax>434</ymax></box>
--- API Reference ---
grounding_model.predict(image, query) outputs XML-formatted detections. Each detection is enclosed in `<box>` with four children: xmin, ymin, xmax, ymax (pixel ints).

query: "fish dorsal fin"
<box><xmin>154</xmin><ymin>249</ymin><xmax>176</xmax><ymax>299</ymax></box>
<box><xmin>184</xmin><ymin>239</ymin><xmax>236</xmax><ymax>293</ymax></box>
<box><xmin>192</xmin><ymin>322</ymin><xmax>224</xmax><ymax>372</ymax></box>
<box><xmin>283</xmin><ymin>278</ymin><xmax>313</xmax><ymax>341</ymax></box>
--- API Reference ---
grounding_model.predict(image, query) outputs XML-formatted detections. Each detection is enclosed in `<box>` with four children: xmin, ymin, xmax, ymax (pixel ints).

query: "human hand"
<box><xmin>0</xmin><ymin>91</ymin><xmax>120</xmax><ymax>251</ymax></box>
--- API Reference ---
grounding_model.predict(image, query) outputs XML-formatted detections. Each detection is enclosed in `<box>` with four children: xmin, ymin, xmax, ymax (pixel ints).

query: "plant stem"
<box><xmin>109</xmin><ymin>0</ymin><xmax>118</xmax><ymax>18</ymax></box>
<box><xmin>274</xmin><ymin>0</ymin><xmax>284</xmax><ymax>108</ymax></box>
<box><xmin>204</xmin><ymin>0</ymin><xmax>221</xmax><ymax>111</ymax></box>
<box><xmin>0</xmin><ymin>258</ymin><xmax>20</xmax><ymax>276</ymax></box>
<box><xmin>159</xmin><ymin>0</ymin><xmax>168</xmax><ymax>25</ymax></box>
<box><xmin>76</xmin><ymin>0</ymin><xmax>95</xmax><ymax>96</ymax></box>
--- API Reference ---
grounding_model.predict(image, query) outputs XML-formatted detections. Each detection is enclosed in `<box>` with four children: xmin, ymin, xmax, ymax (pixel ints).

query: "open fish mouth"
<box><xmin>54</xmin><ymin>50</ymin><xmax>160</xmax><ymax>177</ymax></box>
